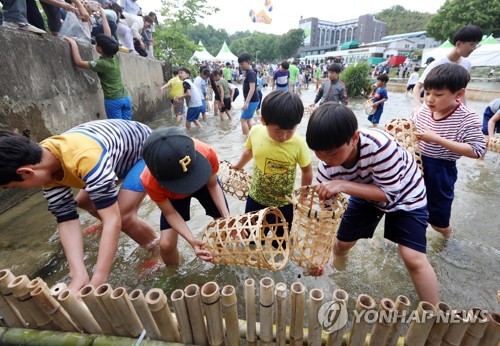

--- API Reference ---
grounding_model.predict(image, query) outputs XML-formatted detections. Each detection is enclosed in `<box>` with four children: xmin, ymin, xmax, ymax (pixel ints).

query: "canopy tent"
<box><xmin>189</xmin><ymin>41</ymin><xmax>215</xmax><ymax>63</ymax></box>
<box><xmin>438</xmin><ymin>39</ymin><xmax>454</xmax><ymax>48</ymax></box>
<box><xmin>341</xmin><ymin>41</ymin><xmax>359</xmax><ymax>50</ymax></box>
<box><xmin>422</xmin><ymin>37</ymin><xmax>500</xmax><ymax>67</ymax></box>
<box><xmin>214</xmin><ymin>41</ymin><xmax>238</xmax><ymax>63</ymax></box>
<box><xmin>480</xmin><ymin>34</ymin><xmax>498</xmax><ymax>45</ymax></box>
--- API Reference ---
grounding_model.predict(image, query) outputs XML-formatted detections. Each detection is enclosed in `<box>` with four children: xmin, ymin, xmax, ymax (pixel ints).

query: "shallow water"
<box><xmin>0</xmin><ymin>85</ymin><xmax>498</xmax><ymax>316</ymax></box>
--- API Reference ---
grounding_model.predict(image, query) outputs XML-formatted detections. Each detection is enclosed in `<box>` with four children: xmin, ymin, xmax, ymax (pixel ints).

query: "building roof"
<box><xmin>381</xmin><ymin>31</ymin><xmax>427</xmax><ymax>41</ymax></box>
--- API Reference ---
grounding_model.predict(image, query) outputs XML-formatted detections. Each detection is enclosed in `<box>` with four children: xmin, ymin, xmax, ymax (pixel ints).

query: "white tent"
<box><xmin>422</xmin><ymin>37</ymin><xmax>500</xmax><ymax>67</ymax></box>
<box><xmin>214</xmin><ymin>41</ymin><xmax>238</xmax><ymax>63</ymax></box>
<box><xmin>189</xmin><ymin>41</ymin><xmax>216</xmax><ymax>63</ymax></box>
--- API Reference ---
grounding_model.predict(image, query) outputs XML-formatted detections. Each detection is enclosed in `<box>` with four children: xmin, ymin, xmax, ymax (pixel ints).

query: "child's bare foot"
<box><xmin>432</xmin><ymin>225</ymin><xmax>454</xmax><ymax>238</ymax></box>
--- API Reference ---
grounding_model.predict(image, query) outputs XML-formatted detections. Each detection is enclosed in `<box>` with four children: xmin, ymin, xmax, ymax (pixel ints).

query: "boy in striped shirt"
<box><xmin>0</xmin><ymin>120</ymin><xmax>159</xmax><ymax>294</ymax></box>
<box><xmin>307</xmin><ymin>103</ymin><xmax>439</xmax><ymax>304</ymax></box>
<box><xmin>412</xmin><ymin>64</ymin><xmax>485</xmax><ymax>238</ymax></box>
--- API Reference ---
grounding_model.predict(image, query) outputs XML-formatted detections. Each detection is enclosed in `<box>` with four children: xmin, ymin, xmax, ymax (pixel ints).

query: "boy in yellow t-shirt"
<box><xmin>161</xmin><ymin>69</ymin><xmax>185</xmax><ymax>123</ymax></box>
<box><xmin>233</xmin><ymin>90</ymin><xmax>313</xmax><ymax>247</ymax></box>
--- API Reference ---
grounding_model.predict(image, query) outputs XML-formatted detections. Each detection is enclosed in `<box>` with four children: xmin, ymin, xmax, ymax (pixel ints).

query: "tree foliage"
<box><xmin>426</xmin><ymin>0</ymin><xmax>500</xmax><ymax>41</ymax></box>
<box><xmin>376</xmin><ymin>5</ymin><xmax>433</xmax><ymax>35</ymax></box>
<box><xmin>340</xmin><ymin>63</ymin><xmax>372</xmax><ymax>98</ymax></box>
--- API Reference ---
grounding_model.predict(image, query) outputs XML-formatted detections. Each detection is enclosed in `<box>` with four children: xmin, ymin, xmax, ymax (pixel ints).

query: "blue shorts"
<box><xmin>120</xmin><ymin>159</ymin><xmax>146</xmax><ymax>192</ymax></box>
<box><xmin>482</xmin><ymin>106</ymin><xmax>500</xmax><ymax>135</ymax></box>
<box><xmin>104</xmin><ymin>96</ymin><xmax>132</xmax><ymax>120</ymax></box>
<box><xmin>160</xmin><ymin>178</ymin><xmax>229</xmax><ymax>230</ymax></box>
<box><xmin>337</xmin><ymin>197</ymin><xmax>429</xmax><ymax>253</ymax></box>
<box><xmin>201</xmin><ymin>99</ymin><xmax>207</xmax><ymax>114</ymax></box>
<box><xmin>422</xmin><ymin>156</ymin><xmax>457</xmax><ymax>228</ymax></box>
<box><xmin>368</xmin><ymin>108</ymin><xmax>383</xmax><ymax>124</ymax></box>
<box><xmin>186</xmin><ymin>106</ymin><xmax>202</xmax><ymax>122</ymax></box>
<box><xmin>275</xmin><ymin>85</ymin><xmax>288</xmax><ymax>91</ymax></box>
<box><xmin>245</xmin><ymin>195</ymin><xmax>293</xmax><ymax>249</ymax></box>
<box><xmin>241</xmin><ymin>101</ymin><xmax>259</xmax><ymax>120</ymax></box>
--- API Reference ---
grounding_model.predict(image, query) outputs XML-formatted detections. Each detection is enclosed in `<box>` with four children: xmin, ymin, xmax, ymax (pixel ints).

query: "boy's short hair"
<box><xmin>178</xmin><ymin>67</ymin><xmax>191</xmax><ymax>76</ymax></box>
<box><xmin>225</xmin><ymin>62</ymin><xmax>231</xmax><ymax>66</ymax></box>
<box><xmin>95</xmin><ymin>33</ymin><xmax>119</xmax><ymax>57</ymax></box>
<box><xmin>423</xmin><ymin>63</ymin><xmax>470</xmax><ymax>93</ymax></box>
<box><xmin>281</xmin><ymin>61</ymin><xmax>289</xmax><ymax>70</ymax></box>
<box><xmin>306</xmin><ymin>103</ymin><xmax>358</xmax><ymax>151</ymax></box>
<box><xmin>238</xmin><ymin>52</ymin><xmax>251</xmax><ymax>63</ymax></box>
<box><xmin>328</xmin><ymin>63</ymin><xmax>342</xmax><ymax>73</ymax></box>
<box><xmin>201</xmin><ymin>68</ymin><xmax>210</xmax><ymax>76</ymax></box>
<box><xmin>172</xmin><ymin>69</ymin><xmax>179</xmax><ymax>75</ymax></box>
<box><xmin>451</xmin><ymin>25</ymin><xmax>483</xmax><ymax>45</ymax></box>
<box><xmin>414</xmin><ymin>67</ymin><xmax>420</xmax><ymax>72</ymax></box>
<box><xmin>0</xmin><ymin>131</ymin><xmax>43</xmax><ymax>185</ymax></box>
<box><xmin>377</xmin><ymin>73</ymin><xmax>389</xmax><ymax>83</ymax></box>
<box><xmin>261</xmin><ymin>90</ymin><xmax>303</xmax><ymax>130</ymax></box>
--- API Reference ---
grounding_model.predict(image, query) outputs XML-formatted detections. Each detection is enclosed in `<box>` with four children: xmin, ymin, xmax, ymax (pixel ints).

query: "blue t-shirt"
<box><xmin>243</xmin><ymin>69</ymin><xmax>260</xmax><ymax>103</ymax></box>
<box><xmin>372</xmin><ymin>87</ymin><xmax>388</xmax><ymax>110</ymax></box>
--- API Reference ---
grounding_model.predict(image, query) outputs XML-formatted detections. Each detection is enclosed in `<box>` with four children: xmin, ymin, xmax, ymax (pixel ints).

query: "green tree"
<box><xmin>426</xmin><ymin>0</ymin><xmax>500</xmax><ymax>40</ymax></box>
<box><xmin>340</xmin><ymin>63</ymin><xmax>372</xmax><ymax>98</ymax></box>
<box><xmin>376</xmin><ymin>5</ymin><xmax>433</xmax><ymax>35</ymax></box>
<box><xmin>275</xmin><ymin>29</ymin><xmax>305</xmax><ymax>60</ymax></box>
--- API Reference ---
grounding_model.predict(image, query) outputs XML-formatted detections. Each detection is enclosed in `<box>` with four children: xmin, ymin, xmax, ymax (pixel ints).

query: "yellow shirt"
<box><xmin>245</xmin><ymin>124</ymin><xmax>311</xmax><ymax>207</ymax></box>
<box><xmin>168</xmin><ymin>76</ymin><xmax>184</xmax><ymax>100</ymax></box>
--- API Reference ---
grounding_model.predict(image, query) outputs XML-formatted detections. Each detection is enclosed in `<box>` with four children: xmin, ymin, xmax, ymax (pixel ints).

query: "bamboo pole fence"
<box><xmin>0</xmin><ymin>268</ymin><xmax>498</xmax><ymax>346</ymax></box>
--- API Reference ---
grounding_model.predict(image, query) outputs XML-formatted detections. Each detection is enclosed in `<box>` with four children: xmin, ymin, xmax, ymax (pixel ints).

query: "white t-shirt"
<box><xmin>418</xmin><ymin>56</ymin><xmax>472</xmax><ymax>84</ymax></box>
<box><xmin>407</xmin><ymin>72</ymin><xmax>420</xmax><ymax>86</ymax></box>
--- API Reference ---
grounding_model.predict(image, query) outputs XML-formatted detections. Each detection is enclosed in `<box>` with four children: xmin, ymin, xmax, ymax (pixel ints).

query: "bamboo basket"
<box><xmin>218</xmin><ymin>160</ymin><xmax>252</xmax><ymax>201</ymax></box>
<box><xmin>287</xmin><ymin>185</ymin><xmax>348</xmax><ymax>269</ymax></box>
<box><xmin>384</xmin><ymin>118</ymin><xmax>424</xmax><ymax>173</ymax></box>
<box><xmin>488</xmin><ymin>136</ymin><xmax>500</xmax><ymax>153</ymax></box>
<box><xmin>364</xmin><ymin>99</ymin><xmax>376</xmax><ymax>115</ymax></box>
<box><xmin>303</xmin><ymin>104</ymin><xmax>315</xmax><ymax>117</ymax></box>
<box><xmin>206</xmin><ymin>85</ymin><xmax>214</xmax><ymax>101</ymax></box>
<box><xmin>202</xmin><ymin>207</ymin><xmax>289</xmax><ymax>271</ymax></box>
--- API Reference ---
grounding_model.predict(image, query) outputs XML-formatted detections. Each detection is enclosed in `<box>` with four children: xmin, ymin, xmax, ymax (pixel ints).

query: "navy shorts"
<box><xmin>186</xmin><ymin>106</ymin><xmax>202</xmax><ymax>122</ymax></box>
<box><xmin>245</xmin><ymin>195</ymin><xmax>293</xmax><ymax>249</ymax></box>
<box><xmin>422</xmin><ymin>156</ymin><xmax>457</xmax><ymax>228</ymax></box>
<box><xmin>337</xmin><ymin>197</ymin><xmax>429</xmax><ymax>253</ymax></box>
<box><xmin>482</xmin><ymin>106</ymin><xmax>500</xmax><ymax>135</ymax></box>
<box><xmin>368</xmin><ymin>108</ymin><xmax>383</xmax><ymax>124</ymax></box>
<box><xmin>160</xmin><ymin>179</ymin><xmax>229</xmax><ymax>230</ymax></box>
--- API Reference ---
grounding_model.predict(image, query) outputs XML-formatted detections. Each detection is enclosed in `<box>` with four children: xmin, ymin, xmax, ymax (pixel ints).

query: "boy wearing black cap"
<box><xmin>64</xmin><ymin>16</ymin><xmax>132</xmax><ymax>121</ymax></box>
<box><xmin>141</xmin><ymin>127</ymin><xmax>230</xmax><ymax>265</ymax></box>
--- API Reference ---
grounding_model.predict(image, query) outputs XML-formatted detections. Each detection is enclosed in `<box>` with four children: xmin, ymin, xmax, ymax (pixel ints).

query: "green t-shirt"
<box><xmin>223</xmin><ymin>67</ymin><xmax>232</xmax><ymax>82</ymax></box>
<box><xmin>88</xmin><ymin>56</ymin><xmax>128</xmax><ymax>100</ymax></box>
<box><xmin>315</xmin><ymin>66</ymin><xmax>322</xmax><ymax>78</ymax></box>
<box><xmin>289</xmin><ymin>64</ymin><xmax>300</xmax><ymax>82</ymax></box>
<box><xmin>245</xmin><ymin>124</ymin><xmax>311</xmax><ymax>207</ymax></box>
<box><xmin>218</xmin><ymin>78</ymin><xmax>231</xmax><ymax>99</ymax></box>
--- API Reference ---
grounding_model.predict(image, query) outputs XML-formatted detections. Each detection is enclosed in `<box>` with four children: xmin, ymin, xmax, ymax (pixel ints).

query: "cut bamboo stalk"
<box><xmin>275</xmin><ymin>282</ymin><xmax>287</xmax><ymax>346</ymax></box>
<box><xmin>27</xmin><ymin>278</ymin><xmax>48</xmax><ymax>292</ymax></box>
<box><xmin>368</xmin><ymin>298</ymin><xmax>396</xmax><ymax>346</ymax></box>
<box><xmin>245</xmin><ymin>278</ymin><xmax>257</xmax><ymax>345</ymax></box>
<box><xmin>80</xmin><ymin>285</ymin><xmax>116</xmax><ymax>335</ymax></box>
<box><xmin>130</xmin><ymin>289</ymin><xmax>162</xmax><ymax>341</ymax></box>
<box><xmin>183</xmin><ymin>284</ymin><xmax>207</xmax><ymax>345</ymax></box>
<box><xmin>441</xmin><ymin>310</ymin><xmax>470</xmax><ymax>346</ymax></box>
<box><xmin>0</xmin><ymin>294</ymin><xmax>25</xmax><ymax>328</ymax></box>
<box><xmin>290</xmin><ymin>281</ymin><xmax>305</xmax><ymax>346</ymax></box>
<box><xmin>30</xmin><ymin>285</ymin><xmax>80</xmax><ymax>332</ymax></box>
<box><xmin>50</xmin><ymin>283</ymin><xmax>67</xmax><ymax>299</ymax></box>
<box><xmin>58</xmin><ymin>289</ymin><xmax>102</xmax><ymax>334</ymax></box>
<box><xmin>347</xmin><ymin>294</ymin><xmax>376</xmax><ymax>346</ymax></box>
<box><xmin>425</xmin><ymin>301</ymin><xmax>452</xmax><ymax>346</ymax></box>
<box><xmin>460</xmin><ymin>308</ymin><xmax>488</xmax><ymax>346</ymax></box>
<box><xmin>0</xmin><ymin>270</ymin><xmax>29</xmax><ymax>328</ymax></box>
<box><xmin>111</xmin><ymin>287</ymin><xmax>144</xmax><ymax>337</ymax></box>
<box><xmin>146</xmin><ymin>288</ymin><xmax>181</xmax><ymax>343</ymax></box>
<box><xmin>201</xmin><ymin>282</ymin><xmax>224</xmax><ymax>346</ymax></box>
<box><xmin>95</xmin><ymin>284</ymin><xmax>130</xmax><ymax>337</ymax></box>
<box><xmin>307</xmin><ymin>288</ymin><xmax>324</xmax><ymax>346</ymax></box>
<box><xmin>8</xmin><ymin>275</ymin><xmax>56</xmax><ymax>330</ymax></box>
<box><xmin>386</xmin><ymin>295</ymin><xmax>410</xmax><ymax>346</ymax></box>
<box><xmin>480</xmin><ymin>312</ymin><xmax>500</xmax><ymax>346</ymax></box>
<box><xmin>405</xmin><ymin>301</ymin><xmax>437</xmax><ymax>346</ymax></box>
<box><xmin>221</xmin><ymin>285</ymin><xmax>240</xmax><ymax>346</ymax></box>
<box><xmin>170</xmin><ymin>289</ymin><xmax>194</xmax><ymax>345</ymax></box>
<box><xmin>259</xmin><ymin>277</ymin><xmax>275</xmax><ymax>345</ymax></box>
<box><xmin>326</xmin><ymin>289</ymin><xmax>349</xmax><ymax>346</ymax></box>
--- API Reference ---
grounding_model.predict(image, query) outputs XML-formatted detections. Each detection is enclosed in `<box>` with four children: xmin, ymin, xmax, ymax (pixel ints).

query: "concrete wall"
<box><xmin>0</xmin><ymin>27</ymin><xmax>169</xmax><ymax>212</ymax></box>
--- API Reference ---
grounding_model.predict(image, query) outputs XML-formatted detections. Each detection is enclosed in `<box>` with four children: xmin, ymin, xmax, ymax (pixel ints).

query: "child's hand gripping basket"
<box><xmin>488</xmin><ymin>135</ymin><xmax>500</xmax><ymax>153</ymax></box>
<box><xmin>364</xmin><ymin>99</ymin><xmax>376</xmax><ymax>115</ymax></box>
<box><xmin>288</xmin><ymin>185</ymin><xmax>348</xmax><ymax>269</ymax></box>
<box><xmin>202</xmin><ymin>207</ymin><xmax>289</xmax><ymax>271</ymax></box>
<box><xmin>384</xmin><ymin>118</ymin><xmax>424</xmax><ymax>173</ymax></box>
<box><xmin>218</xmin><ymin>160</ymin><xmax>252</xmax><ymax>201</ymax></box>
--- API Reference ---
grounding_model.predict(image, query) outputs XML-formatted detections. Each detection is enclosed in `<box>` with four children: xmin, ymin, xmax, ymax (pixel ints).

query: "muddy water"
<box><xmin>0</xmin><ymin>85</ymin><xmax>498</xmax><ymax>314</ymax></box>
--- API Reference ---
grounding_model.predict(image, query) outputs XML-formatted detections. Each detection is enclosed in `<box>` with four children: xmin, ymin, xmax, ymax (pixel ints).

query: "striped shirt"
<box><xmin>40</xmin><ymin>120</ymin><xmax>152</xmax><ymax>223</ymax></box>
<box><xmin>316</xmin><ymin>130</ymin><xmax>427</xmax><ymax>212</ymax></box>
<box><xmin>411</xmin><ymin>102</ymin><xmax>486</xmax><ymax>161</ymax></box>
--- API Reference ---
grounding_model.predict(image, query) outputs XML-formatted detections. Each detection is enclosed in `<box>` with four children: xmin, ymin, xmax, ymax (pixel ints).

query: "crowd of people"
<box><xmin>0</xmin><ymin>22</ymin><xmax>498</xmax><ymax>308</ymax></box>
